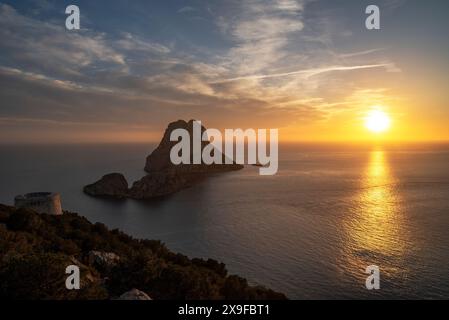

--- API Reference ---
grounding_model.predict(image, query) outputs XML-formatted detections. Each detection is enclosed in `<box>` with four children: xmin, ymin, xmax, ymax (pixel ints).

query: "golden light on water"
<box><xmin>340</xmin><ymin>150</ymin><xmax>409</xmax><ymax>280</ymax></box>
<box><xmin>359</xmin><ymin>151</ymin><xmax>399</xmax><ymax>253</ymax></box>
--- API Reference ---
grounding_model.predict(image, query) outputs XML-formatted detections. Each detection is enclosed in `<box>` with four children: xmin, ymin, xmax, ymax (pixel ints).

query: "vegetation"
<box><xmin>0</xmin><ymin>204</ymin><xmax>286</xmax><ymax>300</ymax></box>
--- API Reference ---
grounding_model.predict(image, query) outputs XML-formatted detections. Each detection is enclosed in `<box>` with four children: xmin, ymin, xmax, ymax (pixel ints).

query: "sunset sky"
<box><xmin>0</xmin><ymin>0</ymin><xmax>448</xmax><ymax>143</ymax></box>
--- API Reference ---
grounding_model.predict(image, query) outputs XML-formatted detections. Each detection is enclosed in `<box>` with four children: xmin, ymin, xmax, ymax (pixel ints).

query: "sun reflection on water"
<box><xmin>340</xmin><ymin>149</ymin><xmax>409</xmax><ymax>285</ymax></box>
<box><xmin>358</xmin><ymin>151</ymin><xmax>401</xmax><ymax>253</ymax></box>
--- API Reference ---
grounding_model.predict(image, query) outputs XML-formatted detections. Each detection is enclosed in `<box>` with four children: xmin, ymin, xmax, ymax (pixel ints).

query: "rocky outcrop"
<box><xmin>118</xmin><ymin>289</ymin><xmax>152</xmax><ymax>300</ymax></box>
<box><xmin>87</xmin><ymin>250</ymin><xmax>120</xmax><ymax>269</ymax></box>
<box><xmin>84</xmin><ymin>173</ymin><xmax>129</xmax><ymax>198</ymax></box>
<box><xmin>129</xmin><ymin>171</ymin><xmax>195</xmax><ymax>199</ymax></box>
<box><xmin>84</xmin><ymin>120</ymin><xmax>243</xmax><ymax>200</ymax></box>
<box><xmin>144</xmin><ymin>119</ymin><xmax>242</xmax><ymax>174</ymax></box>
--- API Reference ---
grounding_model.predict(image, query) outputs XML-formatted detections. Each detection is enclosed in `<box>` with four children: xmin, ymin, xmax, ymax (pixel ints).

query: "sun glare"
<box><xmin>365</xmin><ymin>109</ymin><xmax>391</xmax><ymax>133</ymax></box>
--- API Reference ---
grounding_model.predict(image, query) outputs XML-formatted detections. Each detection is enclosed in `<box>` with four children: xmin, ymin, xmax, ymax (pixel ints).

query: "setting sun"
<box><xmin>365</xmin><ymin>109</ymin><xmax>391</xmax><ymax>133</ymax></box>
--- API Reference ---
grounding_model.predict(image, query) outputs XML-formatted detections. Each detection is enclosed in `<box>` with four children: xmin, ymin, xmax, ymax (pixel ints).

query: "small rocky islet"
<box><xmin>84</xmin><ymin>120</ymin><xmax>243</xmax><ymax>199</ymax></box>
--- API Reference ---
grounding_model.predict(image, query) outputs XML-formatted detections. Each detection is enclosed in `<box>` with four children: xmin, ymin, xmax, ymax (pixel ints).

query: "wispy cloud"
<box><xmin>212</xmin><ymin>64</ymin><xmax>395</xmax><ymax>83</ymax></box>
<box><xmin>0</xmin><ymin>4</ymin><xmax>125</xmax><ymax>77</ymax></box>
<box><xmin>177</xmin><ymin>6</ymin><xmax>196</xmax><ymax>14</ymax></box>
<box><xmin>338</xmin><ymin>48</ymin><xmax>387</xmax><ymax>58</ymax></box>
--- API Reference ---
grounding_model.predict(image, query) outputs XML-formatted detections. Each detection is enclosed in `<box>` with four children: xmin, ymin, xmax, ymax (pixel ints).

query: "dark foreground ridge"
<box><xmin>0</xmin><ymin>204</ymin><xmax>286</xmax><ymax>300</ymax></box>
<box><xmin>84</xmin><ymin>120</ymin><xmax>243</xmax><ymax>199</ymax></box>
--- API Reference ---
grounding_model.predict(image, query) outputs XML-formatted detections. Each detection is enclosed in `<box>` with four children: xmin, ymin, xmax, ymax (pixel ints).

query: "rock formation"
<box><xmin>84</xmin><ymin>120</ymin><xmax>243</xmax><ymax>199</ymax></box>
<box><xmin>144</xmin><ymin>119</ymin><xmax>242</xmax><ymax>174</ymax></box>
<box><xmin>87</xmin><ymin>250</ymin><xmax>120</xmax><ymax>269</ymax></box>
<box><xmin>118</xmin><ymin>289</ymin><xmax>152</xmax><ymax>300</ymax></box>
<box><xmin>84</xmin><ymin>173</ymin><xmax>129</xmax><ymax>198</ymax></box>
<box><xmin>128</xmin><ymin>171</ymin><xmax>195</xmax><ymax>199</ymax></box>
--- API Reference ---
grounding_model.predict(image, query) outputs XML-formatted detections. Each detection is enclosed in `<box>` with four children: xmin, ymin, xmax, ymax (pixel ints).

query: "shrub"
<box><xmin>7</xmin><ymin>209</ymin><xmax>43</xmax><ymax>232</ymax></box>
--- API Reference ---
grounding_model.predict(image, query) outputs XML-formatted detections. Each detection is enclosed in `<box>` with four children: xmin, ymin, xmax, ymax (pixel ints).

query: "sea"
<box><xmin>1</xmin><ymin>142</ymin><xmax>449</xmax><ymax>299</ymax></box>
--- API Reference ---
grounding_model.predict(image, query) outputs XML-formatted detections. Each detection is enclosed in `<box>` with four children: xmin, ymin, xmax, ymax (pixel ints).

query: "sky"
<box><xmin>0</xmin><ymin>0</ymin><xmax>448</xmax><ymax>143</ymax></box>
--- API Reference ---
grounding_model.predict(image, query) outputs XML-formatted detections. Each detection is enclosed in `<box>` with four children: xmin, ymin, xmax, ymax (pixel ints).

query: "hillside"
<box><xmin>0</xmin><ymin>204</ymin><xmax>286</xmax><ymax>300</ymax></box>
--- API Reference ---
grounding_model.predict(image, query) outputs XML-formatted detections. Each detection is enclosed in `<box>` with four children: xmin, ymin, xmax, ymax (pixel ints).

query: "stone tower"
<box><xmin>14</xmin><ymin>192</ymin><xmax>63</xmax><ymax>215</ymax></box>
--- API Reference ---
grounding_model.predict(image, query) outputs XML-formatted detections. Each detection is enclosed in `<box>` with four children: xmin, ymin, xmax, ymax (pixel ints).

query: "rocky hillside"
<box><xmin>0</xmin><ymin>204</ymin><xmax>286</xmax><ymax>300</ymax></box>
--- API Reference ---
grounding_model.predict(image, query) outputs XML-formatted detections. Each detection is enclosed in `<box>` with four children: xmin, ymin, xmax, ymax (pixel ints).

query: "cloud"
<box><xmin>217</xmin><ymin>0</ymin><xmax>307</xmax><ymax>76</ymax></box>
<box><xmin>116</xmin><ymin>33</ymin><xmax>171</xmax><ymax>54</ymax></box>
<box><xmin>232</xmin><ymin>17</ymin><xmax>303</xmax><ymax>41</ymax></box>
<box><xmin>0</xmin><ymin>4</ymin><xmax>125</xmax><ymax>78</ymax></box>
<box><xmin>178</xmin><ymin>6</ymin><xmax>196</xmax><ymax>14</ymax></box>
<box><xmin>0</xmin><ymin>1</ymin><xmax>406</xmax><ymax>142</ymax></box>
<box><xmin>338</xmin><ymin>48</ymin><xmax>387</xmax><ymax>58</ymax></box>
<box><xmin>384</xmin><ymin>0</ymin><xmax>408</xmax><ymax>11</ymax></box>
<box><xmin>213</xmin><ymin>64</ymin><xmax>395</xmax><ymax>83</ymax></box>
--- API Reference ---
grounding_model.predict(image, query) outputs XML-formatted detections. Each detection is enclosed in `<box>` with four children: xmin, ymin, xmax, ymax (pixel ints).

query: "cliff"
<box><xmin>84</xmin><ymin>120</ymin><xmax>243</xmax><ymax>199</ymax></box>
<box><xmin>0</xmin><ymin>204</ymin><xmax>286</xmax><ymax>300</ymax></box>
<box><xmin>144</xmin><ymin>119</ymin><xmax>242</xmax><ymax>174</ymax></box>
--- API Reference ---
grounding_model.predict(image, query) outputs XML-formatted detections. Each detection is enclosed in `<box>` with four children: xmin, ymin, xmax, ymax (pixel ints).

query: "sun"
<box><xmin>364</xmin><ymin>109</ymin><xmax>391</xmax><ymax>133</ymax></box>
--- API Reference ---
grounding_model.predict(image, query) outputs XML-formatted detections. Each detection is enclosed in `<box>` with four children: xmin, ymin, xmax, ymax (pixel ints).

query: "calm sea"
<box><xmin>1</xmin><ymin>143</ymin><xmax>449</xmax><ymax>299</ymax></box>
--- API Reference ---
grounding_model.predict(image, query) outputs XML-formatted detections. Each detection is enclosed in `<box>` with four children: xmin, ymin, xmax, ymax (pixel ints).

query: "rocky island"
<box><xmin>0</xmin><ymin>204</ymin><xmax>286</xmax><ymax>300</ymax></box>
<box><xmin>84</xmin><ymin>120</ymin><xmax>243</xmax><ymax>199</ymax></box>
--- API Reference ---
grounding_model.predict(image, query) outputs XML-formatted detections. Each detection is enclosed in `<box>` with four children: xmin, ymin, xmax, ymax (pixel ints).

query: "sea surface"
<box><xmin>1</xmin><ymin>143</ymin><xmax>449</xmax><ymax>299</ymax></box>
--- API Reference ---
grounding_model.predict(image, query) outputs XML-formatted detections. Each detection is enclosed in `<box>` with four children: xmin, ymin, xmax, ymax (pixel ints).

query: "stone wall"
<box><xmin>14</xmin><ymin>192</ymin><xmax>63</xmax><ymax>215</ymax></box>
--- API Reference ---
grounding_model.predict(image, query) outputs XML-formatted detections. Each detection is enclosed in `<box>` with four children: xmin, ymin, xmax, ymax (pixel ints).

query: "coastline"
<box><xmin>0</xmin><ymin>203</ymin><xmax>286</xmax><ymax>300</ymax></box>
